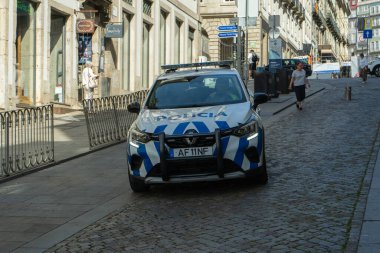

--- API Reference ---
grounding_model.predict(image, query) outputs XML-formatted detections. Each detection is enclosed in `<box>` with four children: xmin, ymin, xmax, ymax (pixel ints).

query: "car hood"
<box><xmin>136</xmin><ymin>102</ymin><xmax>255</xmax><ymax>135</ymax></box>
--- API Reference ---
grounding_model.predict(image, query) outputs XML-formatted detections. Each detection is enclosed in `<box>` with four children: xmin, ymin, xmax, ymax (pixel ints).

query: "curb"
<box><xmin>272</xmin><ymin>87</ymin><xmax>326</xmax><ymax>115</ymax></box>
<box><xmin>344</xmin><ymin>123</ymin><xmax>380</xmax><ymax>252</ymax></box>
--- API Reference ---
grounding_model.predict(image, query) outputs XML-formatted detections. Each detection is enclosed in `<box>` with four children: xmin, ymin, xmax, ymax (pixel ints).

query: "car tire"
<box><xmin>255</xmin><ymin>149</ymin><xmax>268</xmax><ymax>185</ymax></box>
<box><xmin>129</xmin><ymin>172</ymin><xmax>150</xmax><ymax>192</ymax></box>
<box><xmin>374</xmin><ymin>66</ymin><xmax>380</xmax><ymax>77</ymax></box>
<box><xmin>247</xmin><ymin>132</ymin><xmax>268</xmax><ymax>185</ymax></box>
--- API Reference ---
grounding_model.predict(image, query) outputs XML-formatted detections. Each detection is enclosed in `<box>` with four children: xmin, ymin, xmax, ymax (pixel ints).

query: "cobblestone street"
<box><xmin>46</xmin><ymin>79</ymin><xmax>380</xmax><ymax>253</ymax></box>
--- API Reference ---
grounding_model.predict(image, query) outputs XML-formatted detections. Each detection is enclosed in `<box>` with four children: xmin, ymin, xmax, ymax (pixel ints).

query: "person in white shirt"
<box><xmin>359</xmin><ymin>53</ymin><xmax>368</xmax><ymax>83</ymax></box>
<box><xmin>248</xmin><ymin>50</ymin><xmax>259</xmax><ymax>79</ymax></box>
<box><xmin>288</xmin><ymin>62</ymin><xmax>310</xmax><ymax>111</ymax></box>
<box><xmin>82</xmin><ymin>61</ymin><xmax>98</xmax><ymax>100</ymax></box>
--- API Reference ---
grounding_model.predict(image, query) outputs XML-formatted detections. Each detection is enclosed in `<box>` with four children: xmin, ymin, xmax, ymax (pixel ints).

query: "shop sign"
<box><xmin>17</xmin><ymin>0</ymin><xmax>31</xmax><ymax>14</ymax></box>
<box><xmin>105</xmin><ymin>23</ymin><xmax>124</xmax><ymax>38</ymax></box>
<box><xmin>77</xmin><ymin>19</ymin><xmax>95</xmax><ymax>33</ymax></box>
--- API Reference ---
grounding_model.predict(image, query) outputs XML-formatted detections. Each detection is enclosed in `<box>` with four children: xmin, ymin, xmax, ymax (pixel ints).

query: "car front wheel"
<box><xmin>129</xmin><ymin>173</ymin><xmax>150</xmax><ymax>192</ymax></box>
<box><xmin>374</xmin><ymin>66</ymin><xmax>380</xmax><ymax>77</ymax></box>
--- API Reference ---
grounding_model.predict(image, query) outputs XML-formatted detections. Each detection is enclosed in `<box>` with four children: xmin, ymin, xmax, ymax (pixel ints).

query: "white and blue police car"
<box><xmin>127</xmin><ymin>61</ymin><xmax>268</xmax><ymax>192</ymax></box>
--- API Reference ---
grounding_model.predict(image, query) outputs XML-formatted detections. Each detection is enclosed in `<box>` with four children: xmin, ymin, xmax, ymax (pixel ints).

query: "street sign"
<box><xmin>269</xmin><ymin>38</ymin><xmax>282</xmax><ymax>59</ymax></box>
<box><xmin>229</xmin><ymin>18</ymin><xmax>239</xmax><ymax>25</ymax></box>
<box><xmin>218</xmin><ymin>32</ymin><xmax>238</xmax><ymax>38</ymax></box>
<box><xmin>269</xmin><ymin>28</ymin><xmax>280</xmax><ymax>39</ymax></box>
<box><xmin>363</xmin><ymin>29</ymin><xmax>373</xmax><ymax>39</ymax></box>
<box><xmin>105</xmin><ymin>23</ymin><xmax>123</xmax><ymax>38</ymax></box>
<box><xmin>217</xmin><ymin>25</ymin><xmax>238</xmax><ymax>31</ymax></box>
<box><xmin>269</xmin><ymin>59</ymin><xmax>282</xmax><ymax>71</ymax></box>
<box><xmin>357</xmin><ymin>31</ymin><xmax>367</xmax><ymax>47</ymax></box>
<box><xmin>269</xmin><ymin>15</ymin><xmax>280</xmax><ymax>28</ymax></box>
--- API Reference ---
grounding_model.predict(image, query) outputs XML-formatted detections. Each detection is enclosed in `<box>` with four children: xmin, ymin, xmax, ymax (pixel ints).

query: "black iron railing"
<box><xmin>83</xmin><ymin>90</ymin><xmax>149</xmax><ymax>149</ymax></box>
<box><xmin>0</xmin><ymin>105</ymin><xmax>54</xmax><ymax>179</ymax></box>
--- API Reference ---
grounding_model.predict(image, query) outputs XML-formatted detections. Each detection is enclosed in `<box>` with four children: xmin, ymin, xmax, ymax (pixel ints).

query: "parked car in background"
<box><xmin>264</xmin><ymin>59</ymin><xmax>312</xmax><ymax>77</ymax></box>
<box><xmin>368</xmin><ymin>58</ymin><xmax>380</xmax><ymax>77</ymax></box>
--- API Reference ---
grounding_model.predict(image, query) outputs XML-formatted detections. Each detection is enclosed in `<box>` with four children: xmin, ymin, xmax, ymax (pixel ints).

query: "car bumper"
<box><xmin>127</xmin><ymin>128</ymin><xmax>264</xmax><ymax>184</ymax></box>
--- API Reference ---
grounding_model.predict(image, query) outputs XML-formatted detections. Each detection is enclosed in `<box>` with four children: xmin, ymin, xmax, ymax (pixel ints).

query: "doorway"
<box><xmin>16</xmin><ymin>0</ymin><xmax>37</xmax><ymax>105</ymax></box>
<box><xmin>50</xmin><ymin>10</ymin><xmax>66</xmax><ymax>103</ymax></box>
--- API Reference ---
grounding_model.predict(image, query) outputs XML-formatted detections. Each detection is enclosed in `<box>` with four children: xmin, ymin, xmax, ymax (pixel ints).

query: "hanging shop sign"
<box><xmin>77</xmin><ymin>19</ymin><xmax>95</xmax><ymax>33</ymax></box>
<box><xmin>78</xmin><ymin>35</ymin><xmax>93</xmax><ymax>64</ymax></box>
<box><xmin>105</xmin><ymin>23</ymin><xmax>124</xmax><ymax>38</ymax></box>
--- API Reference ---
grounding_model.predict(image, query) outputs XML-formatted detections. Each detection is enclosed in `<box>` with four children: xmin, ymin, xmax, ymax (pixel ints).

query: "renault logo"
<box><xmin>184</xmin><ymin>129</ymin><xmax>198</xmax><ymax>146</ymax></box>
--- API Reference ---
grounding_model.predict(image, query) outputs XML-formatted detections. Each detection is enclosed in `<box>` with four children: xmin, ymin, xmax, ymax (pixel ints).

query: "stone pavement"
<box><xmin>0</xmin><ymin>78</ymin><xmax>379</xmax><ymax>253</ymax></box>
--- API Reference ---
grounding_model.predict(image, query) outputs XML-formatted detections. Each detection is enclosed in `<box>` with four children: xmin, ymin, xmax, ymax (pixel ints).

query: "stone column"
<box><xmin>0</xmin><ymin>0</ymin><xmax>16</xmax><ymax>110</ymax></box>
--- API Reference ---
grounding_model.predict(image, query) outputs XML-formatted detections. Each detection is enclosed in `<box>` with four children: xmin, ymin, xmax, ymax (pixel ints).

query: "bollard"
<box><xmin>345</xmin><ymin>86</ymin><xmax>352</xmax><ymax>101</ymax></box>
<box><xmin>348</xmin><ymin>86</ymin><xmax>352</xmax><ymax>101</ymax></box>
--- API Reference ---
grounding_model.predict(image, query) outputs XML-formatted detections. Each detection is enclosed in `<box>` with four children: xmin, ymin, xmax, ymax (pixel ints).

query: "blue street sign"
<box><xmin>217</xmin><ymin>25</ymin><xmax>238</xmax><ymax>31</ymax></box>
<box><xmin>363</xmin><ymin>29</ymin><xmax>373</xmax><ymax>39</ymax></box>
<box><xmin>269</xmin><ymin>59</ymin><xmax>282</xmax><ymax>72</ymax></box>
<box><xmin>218</xmin><ymin>32</ymin><xmax>238</xmax><ymax>38</ymax></box>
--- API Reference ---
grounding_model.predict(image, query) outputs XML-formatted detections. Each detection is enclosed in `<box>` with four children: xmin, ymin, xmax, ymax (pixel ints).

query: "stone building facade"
<box><xmin>312</xmin><ymin>0</ymin><xmax>350</xmax><ymax>63</ymax></box>
<box><xmin>200</xmin><ymin>0</ymin><xmax>350</xmax><ymax>66</ymax></box>
<box><xmin>348</xmin><ymin>0</ymin><xmax>380</xmax><ymax>60</ymax></box>
<box><xmin>0</xmin><ymin>0</ymin><xmax>201</xmax><ymax>110</ymax></box>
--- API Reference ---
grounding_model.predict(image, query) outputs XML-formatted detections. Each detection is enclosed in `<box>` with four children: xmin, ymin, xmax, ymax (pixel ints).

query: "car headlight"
<box><xmin>233</xmin><ymin>121</ymin><xmax>258</xmax><ymax>139</ymax></box>
<box><xmin>130</xmin><ymin>127</ymin><xmax>151</xmax><ymax>144</ymax></box>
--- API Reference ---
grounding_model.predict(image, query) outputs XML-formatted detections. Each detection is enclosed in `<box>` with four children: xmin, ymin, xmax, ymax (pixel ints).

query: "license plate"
<box><xmin>173</xmin><ymin>146</ymin><xmax>213</xmax><ymax>158</ymax></box>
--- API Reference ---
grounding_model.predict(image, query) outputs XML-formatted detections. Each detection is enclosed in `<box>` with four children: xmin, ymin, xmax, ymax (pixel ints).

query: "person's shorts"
<box><xmin>294</xmin><ymin>85</ymin><xmax>305</xmax><ymax>101</ymax></box>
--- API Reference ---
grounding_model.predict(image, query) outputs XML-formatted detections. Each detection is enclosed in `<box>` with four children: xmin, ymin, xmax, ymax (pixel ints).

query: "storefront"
<box><xmin>16</xmin><ymin>0</ymin><xmax>36</xmax><ymax>106</ymax></box>
<box><xmin>50</xmin><ymin>10</ymin><xmax>67</xmax><ymax>103</ymax></box>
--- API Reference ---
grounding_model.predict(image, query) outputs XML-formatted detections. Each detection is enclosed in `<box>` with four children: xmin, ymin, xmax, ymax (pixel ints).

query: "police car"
<box><xmin>126</xmin><ymin>61</ymin><xmax>268</xmax><ymax>192</ymax></box>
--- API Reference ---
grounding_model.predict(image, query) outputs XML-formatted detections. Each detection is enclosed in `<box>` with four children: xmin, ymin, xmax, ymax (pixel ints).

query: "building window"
<box><xmin>16</xmin><ymin>0</ymin><xmax>37</xmax><ymax>105</ymax></box>
<box><xmin>50</xmin><ymin>11</ymin><xmax>66</xmax><ymax>103</ymax></box>
<box><xmin>123</xmin><ymin>0</ymin><xmax>133</xmax><ymax>5</ymax></box>
<box><xmin>219</xmin><ymin>38</ymin><xmax>234</xmax><ymax>61</ymax></box>
<box><xmin>160</xmin><ymin>10</ymin><xmax>168</xmax><ymax>69</ymax></box>
<box><xmin>142</xmin><ymin>23</ymin><xmax>151</xmax><ymax>88</ymax></box>
<box><xmin>202</xmin><ymin>30</ymin><xmax>210</xmax><ymax>58</ymax></box>
<box><xmin>143</xmin><ymin>0</ymin><xmax>152</xmax><ymax>16</ymax></box>
<box><xmin>188</xmin><ymin>28</ymin><xmax>195</xmax><ymax>63</ymax></box>
<box><xmin>122</xmin><ymin>13</ymin><xmax>132</xmax><ymax>90</ymax></box>
<box><xmin>174</xmin><ymin>19</ymin><xmax>183</xmax><ymax>64</ymax></box>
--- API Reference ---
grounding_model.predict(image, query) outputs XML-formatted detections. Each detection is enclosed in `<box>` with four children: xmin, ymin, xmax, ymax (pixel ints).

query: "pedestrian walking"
<box><xmin>82</xmin><ymin>61</ymin><xmax>98</xmax><ymax>101</ymax></box>
<box><xmin>248</xmin><ymin>49</ymin><xmax>259</xmax><ymax>79</ymax></box>
<box><xmin>359</xmin><ymin>53</ymin><xmax>368</xmax><ymax>83</ymax></box>
<box><xmin>288</xmin><ymin>62</ymin><xmax>309</xmax><ymax>110</ymax></box>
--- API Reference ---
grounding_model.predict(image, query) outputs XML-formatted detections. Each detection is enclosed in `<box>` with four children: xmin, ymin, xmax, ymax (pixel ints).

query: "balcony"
<box><xmin>327</xmin><ymin>0</ymin><xmax>337</xmax><ymax>17</ymax></box>
<box><xmin>312</xmin><ymin>5</ymin><xmax>327</xmax><ymax>31</ymax></box>
<box><xmin>291</xmin><ymin>0</ymin><xmax>298</xmax><ymax>10</ymax></box>
<box><xmin>326</xmin><ymin>11</ymin><xmax>341</xmax><ymax>42</ymax></box>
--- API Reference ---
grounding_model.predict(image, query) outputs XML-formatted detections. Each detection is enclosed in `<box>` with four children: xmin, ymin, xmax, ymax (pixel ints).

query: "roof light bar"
<box><xmin>161</xmin><ymin>61</ymin><xmax>234</xmax><ymax>71</ymax></box>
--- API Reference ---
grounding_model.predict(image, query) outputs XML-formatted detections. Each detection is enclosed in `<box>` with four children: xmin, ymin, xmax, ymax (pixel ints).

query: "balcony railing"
<box><xmin>313</xmin><ymin>7</ymin><xmax>327</xmax><ymax>31</ymax></box>
<box><xmin>326</xmin><ymin>11</ymin><xmax>342</xmax><ymax>42</ymax></box>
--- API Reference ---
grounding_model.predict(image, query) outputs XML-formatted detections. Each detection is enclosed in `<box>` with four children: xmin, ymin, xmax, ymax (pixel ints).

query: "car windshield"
<box><xmin>146</xmin><ymin>74</ymin><xmax>247</xmax><ymax>109</ymax></box>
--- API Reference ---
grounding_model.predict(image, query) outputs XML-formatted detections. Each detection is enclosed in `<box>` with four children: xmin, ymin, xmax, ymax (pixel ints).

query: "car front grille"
<box><xmin>166</xmin><ymin>135</ymin><xmax>215</xmax><ymax>148</ymax></box>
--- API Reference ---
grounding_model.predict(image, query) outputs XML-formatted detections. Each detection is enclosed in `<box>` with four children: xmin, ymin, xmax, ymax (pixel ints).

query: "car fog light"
<box><xmin>131</xmin><ymin>154</ymin><xmax>143</xmax><ymax>169</ymax></box>
<box><xmin>244</xmin><ymin>147</ymin><xmax>259</xmax><ymax>163</ymax></box>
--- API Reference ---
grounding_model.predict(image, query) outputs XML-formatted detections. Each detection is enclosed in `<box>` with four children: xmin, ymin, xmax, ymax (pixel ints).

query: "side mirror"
<box><xmin>253</xmin><ymin>92</ymin><xmax>269</xmax><ymax>110</ymax></box>
<box><xmin>127</xmin><ymin>102</ymin><xmax>141</xmax><ymax>114</ymax></box>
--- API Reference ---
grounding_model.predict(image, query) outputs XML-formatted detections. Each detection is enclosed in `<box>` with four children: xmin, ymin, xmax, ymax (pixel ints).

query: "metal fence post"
<box><xmin>5</xmin><ymin>114</ymin><xmax>10</xmax><ymax>176</ymax></box>
<box><xmin>51</xmin><ymin>105</ymin><xmax>55</xmax><ymax>162</ymax></box>
<box><xmin>112</xmin><ymin>97</ymin><xmax>121</xmax><ymax>141</ymax></box>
